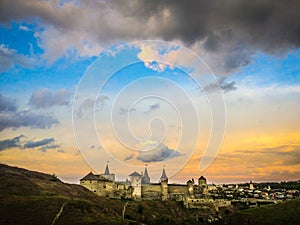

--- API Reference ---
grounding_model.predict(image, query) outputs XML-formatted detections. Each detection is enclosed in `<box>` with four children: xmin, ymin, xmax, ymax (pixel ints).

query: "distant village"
<box><xmin>80</xmin><ymin>164</ymin><xmax>300</xmax><ymax>210</ymax></box>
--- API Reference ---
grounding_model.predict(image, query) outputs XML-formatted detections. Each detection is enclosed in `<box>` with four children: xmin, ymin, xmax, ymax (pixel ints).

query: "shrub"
<box><xmin>50</xmin><ymin>174</ymin><xmax>59</xmax><ymax>182</ymax></box>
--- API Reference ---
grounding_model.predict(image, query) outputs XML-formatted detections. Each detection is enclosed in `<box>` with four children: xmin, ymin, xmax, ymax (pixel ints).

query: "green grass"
<box><xmin>221</xmin><ymin>198</ymin><xmax>300</xmax><ymax>225</ymax></box>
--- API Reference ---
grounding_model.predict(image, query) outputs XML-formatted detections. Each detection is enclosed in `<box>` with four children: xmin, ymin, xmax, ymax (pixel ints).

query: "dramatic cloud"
<box><xmin>0</xmin><ymin>135</ymin><xmax>25</xmax><ymax>151</ymax></box>
<box><xmin>202</xmin><ymin>77</ymin><xmax>237</xmax><ymax>93</ymax></box>
<box><xmin>29</xmin><ymin>88</ymin><xmax>72</xmax><ymax>109</ymax></box>
<box><xmin>0</xmin><ymin>94</ymin><xmax>17</xmax><ymax>112</ymax></box>
<box><xmin>137</xmin><ymin>143</ymin><xmax>183</xmax><ymax>162</ymax></box>
<box><xmin>0</xmin><ymin>44</ymin><xmax>37</xmax><ymax>72</ymax></box>
<box><xmin>0</xmin><ymin>135</ymin><xmax>61</xmax><ymax>152</ymax></box>
<box><xmin>0</xmin><ymin>110</ymin><xmax>58</xmax><ymax>131</ymax></box>
<box><xmin>0</xmin><ymin>0</ymin><xmax>298</xmax><ymax>72</ymax></box>
<box><xmin>24</xmin><ymin>137</ymin><xmax>54</xmax><ymax>148</ymax></box>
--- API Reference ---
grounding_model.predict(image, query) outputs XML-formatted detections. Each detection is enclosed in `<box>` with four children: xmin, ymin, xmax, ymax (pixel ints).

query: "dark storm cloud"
<box><xmin>137</xmin><ymin>143</ymin><xmax>183</xmax><ymax>162</ymax></box>
<box><xmin>0</xmin><ymin>110</ymin><xmax>59</xmax><ymax>131</ymax></box>
<box><xmin>29</xmin><ymin>88</ymin><xmax>72</xmax><ymax>109</ymax></box>
<box><xmin>0</xmin><ymin>0</ymin><xmax>298</xmax><ymax>72</ymax></box>
<box><xmin>0</xmin><ymin>94</ymin><xmax>17</xmax><ymax>112</ymax></box>
<box><xmin>134</xmin><ymin>0</ymin><xmax>300</xmax><ymax>49</ymax></box>
<box><xmin>0</xmin><ymin>135</ymin><xmax>25</xmax><ymax>151</ymax></box>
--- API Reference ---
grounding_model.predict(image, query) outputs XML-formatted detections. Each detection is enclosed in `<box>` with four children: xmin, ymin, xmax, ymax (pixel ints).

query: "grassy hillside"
<box><xmin>220</xmin><ymin>198</ymin><xmax>300</xmax><ymax>225</ymax></box>
<box><xmin>0</xmin><ymin>164</ymin><xmax>126</xmax><ymax>225</ymax></box>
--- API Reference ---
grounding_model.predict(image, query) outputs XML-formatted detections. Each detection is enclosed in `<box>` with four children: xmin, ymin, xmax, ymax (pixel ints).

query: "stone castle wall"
<box><xmin>168</xmin><ymin>184</ymin><xmax>188</xmax><ymax>195</ymax></box>
<box><xmin>141</xmin><ymin>184</ymin><xmax>161</xmax><ymax>199</ymax></box>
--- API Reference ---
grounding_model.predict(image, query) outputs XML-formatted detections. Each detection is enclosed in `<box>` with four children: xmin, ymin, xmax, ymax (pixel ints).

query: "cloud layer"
<box><xmin>29</xmin><ymin>88</ymin><xmax>72</xmax><ymax>109</ymax></box>
<box><xmin>0</xmin><ymin>94</ymin><xmax>17</xmax><ymax>112</ymax></box>
<box><xmin>0</xmin><ymin>44</ymin><xmax>37</xmax><ymax>72</ymax></box>
<box><xmin>0</xmin><ymin>0</ymin><xmax>299</xmax><ymax>72</ymax></box>
<box><xmin>0</xmin><ymin>93</ymin><xmax>58</xmax><ymax>131</ymax></box>
<box><xmin>0</xmin><ymin>135</ymin><xmax>61</xmax><ymax>152</ymax></box>
<box><xmin>202</xmin><ymin>77</ymin><xmax>237</xmax><ymax>93</ymax></box>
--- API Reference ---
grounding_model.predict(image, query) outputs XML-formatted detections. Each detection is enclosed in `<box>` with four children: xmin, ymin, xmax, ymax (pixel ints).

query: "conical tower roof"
<box><xmin>160</xmin><ymin>167</ymin><xmax>168</xmax><ymax>182</ymax></box>
<box><xmin>104</xmin><ymin>163</ymin><xmax>110</xmax><ymax>175</ymax></box>
<box><xmin>142</xmin><ymin>166</ymin><xmax>150</xmax><ymax>183</ymax></box>
<box><xmin>144</xmin><ymin>167</ymin><xmax>150</xmax><ymax>179</ymax></box>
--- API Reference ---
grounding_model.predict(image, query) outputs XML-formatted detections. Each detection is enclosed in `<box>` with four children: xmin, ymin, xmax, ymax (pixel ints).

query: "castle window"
<box><xmin>103</xmin><ymin>185</ymin><xmax>106</xmax><ymax>188</ymax></box>
<box><xmin>94</xmin><ymin>190</ymin><xmax>96</xmax><ymax>192</ymax></box>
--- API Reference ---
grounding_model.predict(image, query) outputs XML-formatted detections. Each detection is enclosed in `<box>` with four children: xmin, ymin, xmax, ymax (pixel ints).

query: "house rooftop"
<box><xmin>199</xmin><ymin>175</ymin><xmax>206</xmax><ymax>180</ymax></box>
<box><xmin>80</xmin><ymin>172</ymin><xmax>100</xmax><ymax>181</ymax></box>
<box><xmin>129</xmin><ymin>171</ymin><xmax>142</xmax><ymax>177</ymax></box>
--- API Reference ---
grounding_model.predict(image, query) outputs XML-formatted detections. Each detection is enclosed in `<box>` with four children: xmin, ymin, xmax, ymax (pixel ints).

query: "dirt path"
<box><xmin>51</xmin><ymin>202</ymin><xmax>66</xmax><ymax>225</ymax></box>
<box><xmin>122</xmin><ymin>201</ymin><xmax>130</xmax><ymax>218</ymax></box>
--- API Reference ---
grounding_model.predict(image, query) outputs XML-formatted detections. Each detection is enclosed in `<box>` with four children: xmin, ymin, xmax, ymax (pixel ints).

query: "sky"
<box><xmin>0</xmin><ymin>0</ymin><xmax>299</xmax><ymax>184</ymax></box>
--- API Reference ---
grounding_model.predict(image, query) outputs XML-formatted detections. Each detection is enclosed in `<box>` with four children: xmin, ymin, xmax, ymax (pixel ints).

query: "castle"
<box><xmin>80</xmin><ymin>164</ymin><xmax>231</xmax><ymax>209</ymax></box>
<box><xmin>80</xmin><ymin>164</ymin><xmax>210</xmax><ymax>201</ymax></box>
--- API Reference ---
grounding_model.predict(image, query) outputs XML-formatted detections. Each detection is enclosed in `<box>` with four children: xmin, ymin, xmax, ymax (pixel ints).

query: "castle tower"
<box><xmin>249</xmin><ymin>181</ymin><xmax>254</xmax><ymax>190</ymax></box>
<box><xmin>160</xmin><ymin>166</ymin><xmax>168</xmax><ymax>200</ymax></box>
<box><xmin>142</xmin><ymin>164</ymin><xmax>150</xmax><ymax>184</ymax></box>
<box><xmin>101</xmin><ymin>161</ymin><xmax>115</xmax><ymax>181</ymax></box>
<box><xmin>129</xmin><ymin>171</ymin><xmax>142</xmax><ymax>199</ymax></box>
<box><xmin>187</xmin><ymin>179</ymin><xmax>195</xmax><ymax>197</ymax></box>
<box><xmin>198</xmin><ymin>175</ymin><xmax>208</xmax><ymax>195</ymax></box>
<box><xmin>198</xmin><ymin>176</ymin><xmax>206</xmax><ymax>186</ymax></box>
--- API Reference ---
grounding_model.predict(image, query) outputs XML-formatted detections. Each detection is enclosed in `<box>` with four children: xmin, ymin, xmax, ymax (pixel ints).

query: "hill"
<box><xmin>1</xmin><ymin>163</ymin><xmax>299</xmax><ymax>225</ymax></box>
<box><xmin>219</xmin><ymin>198</ymin><xmax>300</xmax><ymax>225</ymax></box>
<box><xmin>0</xmin><ymin>164</ymin><xmax>216</xmax><ymax>225</ymax></box>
